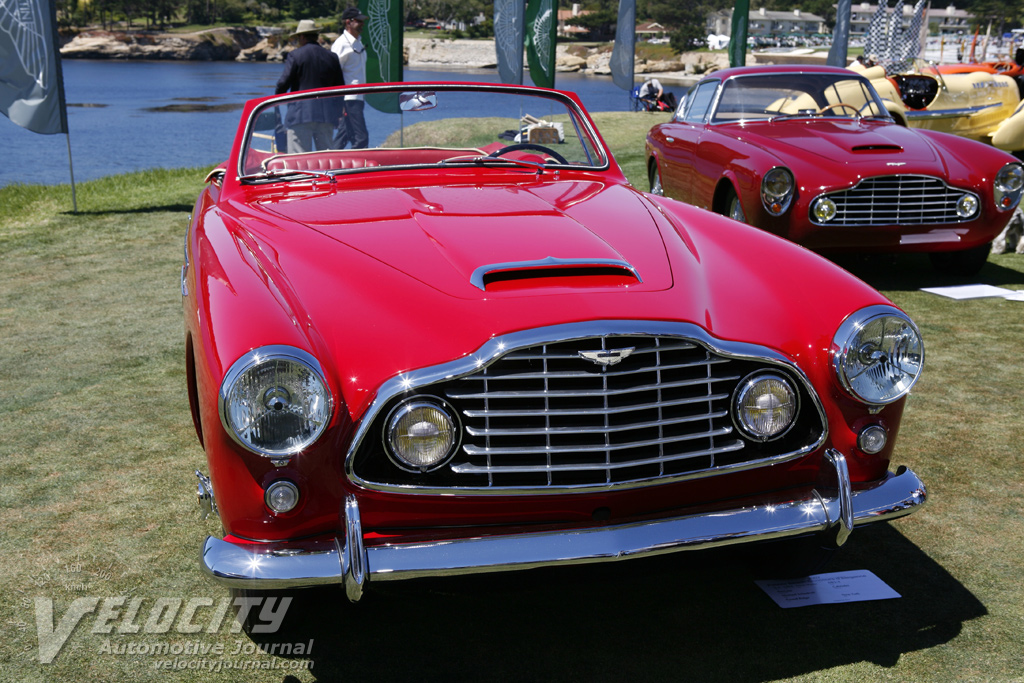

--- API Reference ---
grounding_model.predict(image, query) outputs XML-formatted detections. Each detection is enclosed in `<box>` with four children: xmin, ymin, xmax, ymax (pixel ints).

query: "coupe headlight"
<box><xmin>385</xmin><ymin>397</ymin><xmax>460</xmax><ymax>472</ymax></box>
<box><xmin>832</xmin><ymin>306</ymin><xmax>924</xmax><ymax>405</ymax></box>
<box><xmin>219</xmin><ymin>346</ymin><xmax>332</xmax><ymax>458</ymax></box>
<box><xmin>733</xmin><ymin>372</ymin><xmax>798</xmax><ymax>441</ymax></box>
<box><xmin>994</xmin><ymin>162</ymin><xmax>1024</xmax><ymax>210</ymax></box>
<box><xmin>761</xmin><ymin>167</ymin><xmax>794</xmax><ymax>215</ymax></box>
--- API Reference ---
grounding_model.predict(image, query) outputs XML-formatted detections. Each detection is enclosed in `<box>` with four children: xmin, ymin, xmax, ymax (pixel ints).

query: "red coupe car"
<box><xmin>185</xmin><ymin>82</ymin><xmax>926</xmax><ymax>620</ymax></box>
<box><xmin>645</xmin><ymin>65</ymin><xmax>1023</xmax><ymax>275</ymax></box>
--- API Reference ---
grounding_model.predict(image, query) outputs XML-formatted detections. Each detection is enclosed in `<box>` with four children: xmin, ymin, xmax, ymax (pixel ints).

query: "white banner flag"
<box><xmin>0</xmin><ymin>0</ymin><xmax>67</xmax><ymax>135</ymax></box>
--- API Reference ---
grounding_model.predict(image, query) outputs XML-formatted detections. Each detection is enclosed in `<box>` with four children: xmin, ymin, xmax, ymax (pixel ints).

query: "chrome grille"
<box><xmin>811</xmin><ymin>175</ymin><xmax>976</xmax><ymax>226</ymax></box>
<box><xmin>350</xmin><ymin>326</ymin><xmax>826</xmax><ymax>494</ymax></box>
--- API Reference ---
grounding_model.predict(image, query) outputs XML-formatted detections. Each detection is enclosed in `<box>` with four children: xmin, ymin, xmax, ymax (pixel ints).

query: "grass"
<box><xmin>1</xmin><ymin>119</ymin><xmax>1023</xmax><ymax>682</ymax></box>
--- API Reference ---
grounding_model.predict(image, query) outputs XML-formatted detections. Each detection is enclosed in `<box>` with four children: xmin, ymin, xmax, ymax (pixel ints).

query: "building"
<box><xmin>707</xmin><ymin>8</ymin><xmax>827</xmax><ymax>41</ymax></box>
<box><xmin>848</xmin><ymin>3</ymin><xmax>973</xmax><ymax>38</ymax></box>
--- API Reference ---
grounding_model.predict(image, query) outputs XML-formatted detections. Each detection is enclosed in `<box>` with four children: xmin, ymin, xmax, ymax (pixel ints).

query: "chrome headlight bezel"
<box><xmin>832</xmin><ymin>306</ymin><xmax>924</xmax><ymax>406</ymax></box>
<box><xmin>219</xmin><ymin>345</ymin><xmax>333</xmax><ymax>459</ymax></box>
<box><xmin>994</xmin><ymin>162</ymin><xmax>1024</xmax><ymax>211</ymax></box>
<box><xmin>761</xmin><ymin>167</ymin><xmax>795</xmax><ymax>216</ymax></box>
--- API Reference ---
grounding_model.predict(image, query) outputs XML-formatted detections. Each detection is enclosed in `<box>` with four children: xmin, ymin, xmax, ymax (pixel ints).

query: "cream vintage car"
<box><xmin>852</xmin><ymin>63</ymin><xmax>1024</xmax><ymax>153</ymax></box>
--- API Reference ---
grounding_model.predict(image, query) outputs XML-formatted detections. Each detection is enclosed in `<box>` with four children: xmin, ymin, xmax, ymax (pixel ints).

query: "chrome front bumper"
<box><xmin>200</xmin><ymin>450</ymin><xmax>926</xmax><ymax>602</ymax></box>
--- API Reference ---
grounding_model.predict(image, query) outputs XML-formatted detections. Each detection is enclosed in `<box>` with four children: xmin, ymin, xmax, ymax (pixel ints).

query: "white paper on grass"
<box><xmin>920</xmin><ymin>284</ymin><xmax>1017</xmax><ymax>299</ymax></box>
<box><xmin>755</xmin><ymin>570</ymin><xmax>901</xmax><ymax>608</ymax></box>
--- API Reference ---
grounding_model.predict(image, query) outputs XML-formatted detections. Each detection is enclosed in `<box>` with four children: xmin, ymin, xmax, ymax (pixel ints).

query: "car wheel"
<box><xmin>723</xmin><ymin>188</ymin><xmax>746</xmax><ymax>223</ymax></box>
<box><xmin>928</xmin><ymin>242</ymin><xmax>992</xmax><ymax>277</ymax></box>
<box><xmin>648</xmin><ymin>162</ymin><xmax>664</xmax><ymax>196</ymax></box>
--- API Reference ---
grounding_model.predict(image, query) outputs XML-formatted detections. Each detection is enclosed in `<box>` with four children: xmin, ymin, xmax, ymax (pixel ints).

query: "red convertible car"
<box><xmin>185</xmin><ymin>83</ymin><xmax>927</xmax><ymax>614</ymax></box>
<box><xmin>645</xmin><ymin>65</ymin><xmax>1024</xmax><ymax>276</ymax></box>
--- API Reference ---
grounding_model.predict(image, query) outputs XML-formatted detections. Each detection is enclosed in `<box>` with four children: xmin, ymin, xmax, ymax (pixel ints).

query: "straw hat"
<box><xmin>291</xmin><ymin>19</ymin><xmax>322</xmax><ymax>37</ymax></box>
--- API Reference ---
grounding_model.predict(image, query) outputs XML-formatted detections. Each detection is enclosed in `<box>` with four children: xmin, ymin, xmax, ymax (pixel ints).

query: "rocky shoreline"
<box><xmin>59</xmin><ymin>28</ymin><xmax>725</xmax><ymax>83</ymax></box>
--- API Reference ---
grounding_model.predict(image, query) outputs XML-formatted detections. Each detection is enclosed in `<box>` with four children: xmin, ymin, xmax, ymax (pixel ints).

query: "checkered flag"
<box><xmin>863</xmin><ymin>0</ymin><xmax>888</xmax><ymax>63</ymax></box>
<box><xmin>894</xmin><ymin>0</ymin><xmax>928</xmax><ymax>71</ymax></box>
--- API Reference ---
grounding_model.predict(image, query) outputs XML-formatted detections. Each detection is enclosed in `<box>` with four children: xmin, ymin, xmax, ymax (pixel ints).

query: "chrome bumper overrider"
<box><xmin>200</xmin><ymin>450</ymin><xmax>926</xmax><ymax>602</ymax></box>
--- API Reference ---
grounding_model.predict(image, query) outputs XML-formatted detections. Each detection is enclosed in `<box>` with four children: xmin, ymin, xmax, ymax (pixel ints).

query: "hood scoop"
<box><xmin>471</xmin><ymin>256</ymin><xmax>642</xmax><ymax>292</ymax></box>
<box><xmin>852</xmin><ymin>144</ymin><xmax>903</xmax><ymax>153</ymax></box>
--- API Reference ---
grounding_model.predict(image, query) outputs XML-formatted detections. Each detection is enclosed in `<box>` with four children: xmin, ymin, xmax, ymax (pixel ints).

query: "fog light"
<box><xmin>734</xmin><ymin>372</ymin><xmax>798</xmax><ymax>441</ymax></box>
<box><xmin>265</xmin><ymin>480</ymin><xmax>300</xmax><ymax>513</ymax></box>
<box><xmin>385</xmin><ymin>398</ymin><xmax>460</xmax><ymax>471</ymax></box>
<box><xmin>956</xmin><ymin>194</ymin><xmax>979</xmax><ymax>218</ymax></box>
<box><xmin>812</xmin><ymin>197</ymin><xmax>837</xmax><ymax>222</ymax></box>
<box><xmin>858</xmin><ymin>425</ymin><xmax>888</xmax><ymax>454</ymax></box>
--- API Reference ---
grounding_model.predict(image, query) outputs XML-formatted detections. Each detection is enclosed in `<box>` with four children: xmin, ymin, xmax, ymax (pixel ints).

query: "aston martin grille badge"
<box><xmin>579</xmin><ymin>347</ymin><xmax>635</xmax><ymax>366</ymax></box>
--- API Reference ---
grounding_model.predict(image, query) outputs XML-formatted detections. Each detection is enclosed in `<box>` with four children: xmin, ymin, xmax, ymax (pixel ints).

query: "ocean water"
<box><xmin>1</xmin><ymin>60</ymin><xmax>639</xmax><ymax>187</ymax></box>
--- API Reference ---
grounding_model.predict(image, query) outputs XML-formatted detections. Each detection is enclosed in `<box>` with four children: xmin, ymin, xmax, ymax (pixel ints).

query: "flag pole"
<box><xmin>49</xmin><ymin>0</ymin><xmax>77</xmax><ymax>212</ymax></box>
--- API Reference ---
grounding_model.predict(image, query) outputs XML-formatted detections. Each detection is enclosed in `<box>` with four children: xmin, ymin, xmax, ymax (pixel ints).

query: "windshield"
<box><xmin>239</xmin><ymin>84</ymin><xmax>607</xmax><ymax>180</ymax></box>
<box><xmin>710</xmin><ymin>73</ymin><xmax>892</xmax><ymax>123</ymax></box>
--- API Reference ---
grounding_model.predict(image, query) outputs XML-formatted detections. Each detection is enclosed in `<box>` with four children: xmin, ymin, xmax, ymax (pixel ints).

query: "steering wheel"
<box><xmin>487</xmin><ymin>142</ymin><xmax>569</xmax><ymax>165</ymax></box>
<box><xmin>816</xmin><ymin>102</ymin><xmax>861</xmax><ymax>117</ymax></box>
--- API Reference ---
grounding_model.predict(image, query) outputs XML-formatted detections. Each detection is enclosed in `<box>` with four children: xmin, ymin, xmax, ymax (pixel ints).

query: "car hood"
<box><xmin>257</xmin><ymin>180</ymin><xmax>673</xmax><ymax>298</ymax></box>
<box><xmin>733</xmin><ymin>120</ymin><xmax>944</xmax><ymax>171</ymax></box>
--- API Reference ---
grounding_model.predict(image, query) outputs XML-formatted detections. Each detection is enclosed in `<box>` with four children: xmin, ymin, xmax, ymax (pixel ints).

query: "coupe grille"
<box><xmin>811</xmin><ymin>175</ymin><xmax>976</xmax><ymax>226</ymax></box>
<box><xmin>352</xmin><ymin>332</ymin><xmax>825</xmax><ymax>493</ymax></box>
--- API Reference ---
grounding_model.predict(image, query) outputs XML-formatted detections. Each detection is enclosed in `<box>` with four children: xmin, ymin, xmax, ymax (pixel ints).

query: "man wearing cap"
<box><xmin>331</xmin><ymin>7</ymin><xmax>370</xmax><ymax>149</ymax></box>
<box><xmin>275</xmin><ymin>20</ymin><xmax>344</xmax><ymax>153</ymax></box>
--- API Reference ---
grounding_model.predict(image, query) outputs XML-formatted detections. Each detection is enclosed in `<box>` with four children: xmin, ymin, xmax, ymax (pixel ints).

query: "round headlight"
<box><xmin>995</xmin><ymin>162</ymin><xmax>1024</xmax><ymax>210</ymax></box>
<box><xmin>761</xmin><ymin>167</ymin><xmax>795</xmax><ymax>215</ymax></box>
<box><xmin>385</xmin><ymin>398</ymin><xmax>460</xmax><ymax>472</ymax></box>
<box><xmin>832</xmin><ymin>307</ymin><xmax>924</xmax><ymax>405</ymax></box>
<box><xmin>857</xmin><ymin>425</ymin><xmax>888</xmax><ymax>455</ymax></box>
<box><xmin>812</xmin><ymin>197</ymin><xmax>837</xmax><ymax>223</ymax></box>
<box><xmin>265</xmin><ymin>480</ymin><xmax>300</xmax><ymax>514</ymax></box>
<box><xmin>219</xmin><ymin>346</ymin><xmax>332</xmax><ymax>458</ymax></box>
<box><xmin>956</xmin><ymin>194</ymin><xmax>979</xmax><ymax>218</ymax></box>
<box><xmin>733</xmin><ymin>372</ymin><xmax>798</xmax><ymax>441</ymax></box>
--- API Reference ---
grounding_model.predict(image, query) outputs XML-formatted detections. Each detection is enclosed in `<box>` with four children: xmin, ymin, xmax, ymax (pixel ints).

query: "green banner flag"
<box><xmin>729</xmin><ymin>0</ymin><xmax>749</xmax><ymax>68</ymax></box>
<box><xmin>525</xmin><ymin>0</ymin><xmax>556</xmax><ymax>89</ymax></box>
<box><xmin>360</xmin><ymin>0</ymin><xmax>404</xmax><ymax>113</ymax></box>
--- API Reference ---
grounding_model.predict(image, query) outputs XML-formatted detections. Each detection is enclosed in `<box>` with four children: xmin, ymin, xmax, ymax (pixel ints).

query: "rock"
<box><xmin>586</xmin><ymin>52</ymin><xmax>611</xmax><ymax>75</ymax></box>
<box><xmin>404</xmin><ymin>38</ymin><xmax>496</xmax><ymax>68</ymax></box>
<box><xmin>992</xmin><ymin>208</ymin><xmax>1024</xmax><ymax>254</ymax></box>
<box><xmin>556</xmin><ymin>54</ymin><xmax>587</xmax><ymax>72</ymax></box>
<box><xmin>60</xmin><ymin>27</ymin><xmax>260</xmax><ymax>60</ymax></box>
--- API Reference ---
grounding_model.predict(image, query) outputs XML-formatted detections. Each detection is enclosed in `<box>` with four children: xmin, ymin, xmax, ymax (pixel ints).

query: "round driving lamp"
<box><xmin>995</xmin><ymin>162</ymin><xmax>1024</xmax><ymax>210</ymax></box>
<box><xmin>833</xmin><ymin>306</ymin><xmax>924</xmax><ymax>405</ymax></box>
<box><xmin>219</xmin><ymin>346</ymin><xmax>333</xmax><ymax>459</ymax></box>
<box><xmin>733</xmin><ymin>372</ymin><xmax>798</xmax><ymax>441</ymax></box>
<box><xmin>385</xmin><ymin>398</ymin><xmax>460</xmax><ymax>472</ymax></box>
<box><xmin>858</xmin><ymin>425</ymin><xmax>888</xmax><ymax>455</ymax></box>
<box><xmin>812</xmin><ymin>197</ymin><xmax>837</xmax><ymax>223</ymax></box>
<box><xmin>956</xmin><ymin>194</ymin><xmax>979</xmax><ymax>218</ymax></box>
<box><xmin>761</xmin><ymin>167</ymin><xmax>795</xmax><ymax>216</ymax></box>
<box><xmin>265</xmin><ymin>480</ymin><xmax>300</xmax><ymax>514</ymax></box>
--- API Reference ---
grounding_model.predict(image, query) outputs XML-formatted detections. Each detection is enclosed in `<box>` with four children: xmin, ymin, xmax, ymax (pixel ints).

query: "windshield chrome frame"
<box><xmin>235</xmin><ymin>83</ymin><xmax>611</xmax><ymax>181</ymax></box>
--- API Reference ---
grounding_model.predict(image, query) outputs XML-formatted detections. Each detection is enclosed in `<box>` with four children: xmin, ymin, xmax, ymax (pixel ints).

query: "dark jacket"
<box><xmin>275</xmin><ymin>42</ymin><xmax>344</xmax><ymax>126</ymax></box>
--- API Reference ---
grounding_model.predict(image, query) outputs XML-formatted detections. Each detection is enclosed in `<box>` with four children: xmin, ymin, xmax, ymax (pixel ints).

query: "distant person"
<box><xmin>275</xmin><ymin>20</ymin><xmax>344</xmax><ymax>153</ymax></box>
<box><xmin>331</xmin><ymin>7</ymin><xmax>370</xmax><ymax>149</ymax></box>
<box><xmin>639</xmin><ymin>78</ymin><xmax>677</xmax><ymax>111</ymax></box>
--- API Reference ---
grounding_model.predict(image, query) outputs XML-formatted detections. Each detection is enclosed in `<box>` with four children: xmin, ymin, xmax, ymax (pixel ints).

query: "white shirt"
<box><xmin>331</xmin><ymin>30</ymin><xmax>367</xmax><ymax>101</ymax></box>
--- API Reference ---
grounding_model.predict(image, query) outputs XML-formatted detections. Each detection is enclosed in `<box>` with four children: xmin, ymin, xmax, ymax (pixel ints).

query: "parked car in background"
<box><xmin>646</xmin><ymin>65</ymin><xmax>1024</xmax><ymax>275</ymax></box>
<box><xmin>185</xmin><ymin>82</ymin><xmax>928</xmax><ymax>620</ymax></box>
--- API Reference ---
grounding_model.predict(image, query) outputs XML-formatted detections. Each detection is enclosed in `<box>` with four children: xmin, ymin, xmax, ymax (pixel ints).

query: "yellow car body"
<box><xmin>852</xmin><ymin>63</ymin><xmax>1024</xmax><ymax>152</ymax></box>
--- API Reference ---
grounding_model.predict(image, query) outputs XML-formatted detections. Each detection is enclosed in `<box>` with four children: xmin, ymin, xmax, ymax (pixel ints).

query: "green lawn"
<box><xmin>1</xmin><ymin>114</ymin><xmax>1022</xmax><ymax>682</ymax></box>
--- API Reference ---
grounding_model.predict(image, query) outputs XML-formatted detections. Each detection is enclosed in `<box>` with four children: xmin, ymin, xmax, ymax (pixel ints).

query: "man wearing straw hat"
<box><xmin>275</xmin><ymin>19</ymin><xmax>344</xmax><ymax>153</ymax></box>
